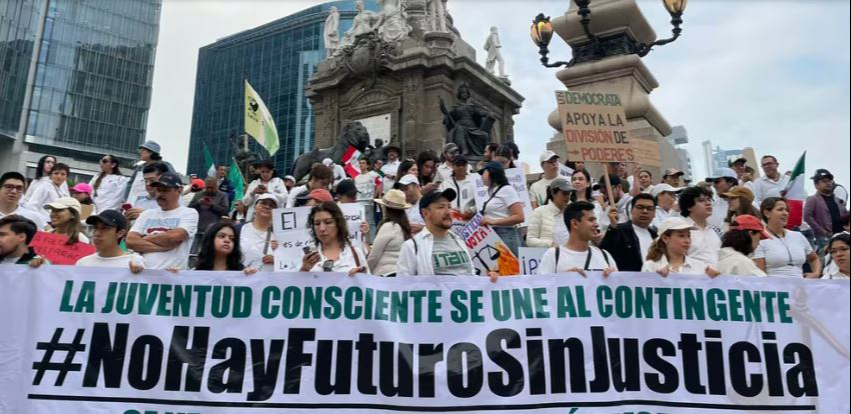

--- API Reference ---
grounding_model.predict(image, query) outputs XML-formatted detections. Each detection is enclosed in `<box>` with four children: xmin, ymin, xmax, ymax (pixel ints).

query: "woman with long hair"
<box><xmin>300</xmin><ymin>202</ymin><xmax>369</xmax><ymax>276</ymax></box>
<box><xmin>368</xmin><ymin>190</ymin><xmax>413</xmax><ymax>276</ymax></box>
<box><xmin>722</xmin><ymin>186</ymin><xmax>761</xmax><ymax>231</ymax></box>
<box><xmin>527</xmin><ymin>178</ymin><xmax>571</xmax><ymax>248</ymax></box>
<box><xmin>23</xmin><ymin>155</ymin><xmax>67</xmax><ymax>203</ymax></box>
<box><xmin>643</xmin><ymin>217</ymin><xmax>719</xmax><ymax>277</ymax></box>
<box><xmin>493</xmin><ymin>145</ymin><xmax>516</xmax><ymax>169</ymax></box>
<box><xmin>478</xmin><ymin>161</ymin><xmax>524</xmax><ymax>256</ymax></box>
<box><xmin>823</xmin><ymin>233</ymin><xmax>850</xmax><ymax>280</ymax></box>
<box><xmin>194</xmin><ymin>222</ymin><xmax>257</xmax><ymax>274</ymax></box>
<box><xmin>243</xmin><ymin>160</ymin><xmax>288</xmax><ymax>222</ymax></box>
<box><xmin>25</xmin><ymin>163</ymin><xmax>70</xmax><ymax>224</ymax></box>
<box><xmin>44</xmin><ymin>197</ymin><xmax>89</xmax><ymax>244</ymax></box>
<box><xmin>89</xmin><ymin>154</ymin><xmax>129</xmax><ymax>214</ymax></box>
<box><xmin>754</xmin><ymin>197</ymin><xmax>822</xmax><ymax>278</ymax></box>
<box><xmin>717</xmin><ymin>215</ymin><xmax>768</xmax><ymax>276</ymax></box>
<box><xmin>416</xmin><ymin>151</ymin><xmax>439</xmax><ymax>194</ymax></box>
<box><xmin>393</xmin><ymin>160</ymin><xmax>418</xmax><ymax>189</ymax></box>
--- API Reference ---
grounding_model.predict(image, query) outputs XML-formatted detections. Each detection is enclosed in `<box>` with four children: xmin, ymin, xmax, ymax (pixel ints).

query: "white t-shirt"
<box><xmin>481</xmin><ymin>185</ymin><xmax>521</xmax><ymax>225</ymax></box>
<box><xmin>754</xmin><ymin>230</ymin><xmax>813</xmax><ymax>278</ymax></box>
<box><xmin>407</xmin><ymin>205</ymin><xmax>424</xmax><ymax>226</ymax></box>
<box><xmin>240</xmin><ymin>222</ymin><xmax>273</xmax><ymax>271</ymax></box>
<box><xmin>529</xmin><ymin>177</ymin><xmax>556</xmax><ymax>208</ymax></box>
<box><xmin>381</xmin><ymin>160</ymin><xmax>401</xmax><ymax>193</ymax></box>
<box><xmin>746</xmin><ymin>174</ymin><xmax>790</xmax><ymax>205</ymax></box>
<box><xmin>686</xmin><ymin>218</ymin><xmax>722</xmax><ymax>267</ymax></box>
<box><xmin>355</xmin><ymin>172</ymin><xmax>380</xmax><ymax>203</ymax></box>
<box><xmin>0</xmin><ymin>204</ymin><xmax>49</xmax><ymax>230</ymax></box>
<box><xmin>652</xmin><ymin>207</ymin><xmax>678</xmax><ymax>229</ymax></box>
<box><xmin>642</xmin><ymin>255</ymin><xmax>708</xmax><ymax>275</ymax></box>
<box><xmin>23</xmin><ymin>181</ymin><xmax>68</xmax><ymax>223</ymax></box>
<box><xmin>90</xmin><ymin>174</ymin><xmax>130</xmax><ymax>214</ymax></box>
<box><xmin>439</xmin><ymin>176</ymin><xmax>477</xmax><ymax>214</ymax></box>
<box><xmin>76</xmin><ymin>253</ymin><xmax>145</xmax><ymax>268</ymax></box>
<box><xmin>129</xmin><ymin>206</ymin><xmax>198</xmax><ymax>270</ymax></box>
<box><xmin>286</xmin><ymin>185</ymin><xmax>309</xmax><ymax>208</ymax></box>
<box><xmin>709</xmin><ymin>197</ymin><xmax>729</xmax><ymax>229</ymax></box>
<box><xmin>539</xmin><ymin>246</ymin><xmax>618</xmax><ymax>274</ymax></box>
<box><xmin>309</xmin><ymin>243</ymin><xmax>370</xmax><ymax>274</ymax></box>
<box><xmin>633</xmin><ymin>224</ymin><xmax>653</xmax><ymax>262</ymax></box>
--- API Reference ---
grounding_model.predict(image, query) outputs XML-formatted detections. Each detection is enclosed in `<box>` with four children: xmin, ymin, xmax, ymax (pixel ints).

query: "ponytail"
<box><xmin>646</xmin><ymin>233</ymin><xmax>669</xmax><ymax>262</ymax></box>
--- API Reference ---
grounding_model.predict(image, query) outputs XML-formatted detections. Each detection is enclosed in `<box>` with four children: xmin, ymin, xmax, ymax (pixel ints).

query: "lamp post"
<box><xmin>531</xmin><ymin>0</ymin><xmax>688</xmax><ymax>68</ymax></box>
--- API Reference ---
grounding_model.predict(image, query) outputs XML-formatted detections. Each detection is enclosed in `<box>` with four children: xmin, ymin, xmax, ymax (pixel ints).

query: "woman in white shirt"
<box><xmin>717</xmin><ymin>215</ymin><xmax>768</xmax><ymax>276</ymax></box>
<box><xmin>754</xmin><ymin>197</ymin><xmax>821</xmax><ymax>278</ymax></box>
<box><xmin>368</xmin><ymin>190</ymin><xmax>413</xmax><ymax>276</ymax></box>
<box><xmin>243</xmin><ymin>160</ymin><xmax>288</xmax><ymax>222</ymax></box>
<box><xmin>23</xmin><ymin>155</ymin><xmax>68</xmax><ymax>204</ymax></box>
<box><xmin>25</xmin><ymin>163</ymin><xmax>70</xmax><ymax>224</ymax></box>
<box><xmin>823</xmin><ymin>233</ymin><xmax>849</xmax><ymax>280</ymax></box>
<box><xmin>527</xmin><ymin>178</ymin><xmax>571</xmax><ymax>248</ymax></box>
<box><xmin>643</xmin><ymin>217</ymin><xmax>719</xmax><ymax>277</ymax></box>
<box><xmin>240</xmin><ymin>194</ymin><xmax>278</xmax><ymax>271</ymax></box>
<box><xmin>90</xmin><ymin>155</ymin><xmax>129</xmax><ymax>214</ymax></box>
<box><xmin>478</xmin><ymin>161</ymin><xmax>524</xmax><ymax>257</ymax></box>
<box><xmin>354</xmin><ymin>158</ymin><xmax>381</xmax><ymax>243</ymax></box>
<box><xmin>300</xmin><ymin>202</ymin><xmax>369</xmax><ymax>276</ymax></box>
<box><xmin>44</xmin><ymin>197</ymin><xmax>90</xmax><ymax>244</ymax></box>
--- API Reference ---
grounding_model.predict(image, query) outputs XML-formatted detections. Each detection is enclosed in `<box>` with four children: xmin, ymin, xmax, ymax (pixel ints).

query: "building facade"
<box><xmin>0</xmin><ymin>0</ymin><xmax>161</xmax><ymax>183</ymax></box>
<box><xmin>186</xmin><ymin>1</ymin><xmax>377</xmax><ymax>177</ymax></box>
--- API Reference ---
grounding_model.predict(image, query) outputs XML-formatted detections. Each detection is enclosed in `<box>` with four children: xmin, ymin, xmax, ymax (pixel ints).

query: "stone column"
<box><xmin>546</xmin><ymin>0</ymin><xmax>675</xmax><ymax>179</ymax></box>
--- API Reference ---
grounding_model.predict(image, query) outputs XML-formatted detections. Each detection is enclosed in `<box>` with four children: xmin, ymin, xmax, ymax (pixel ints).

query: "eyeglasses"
<box><xmin>633</xmin><ymin>205</ymin><xmax>655</xmax><ymax>212</ymax></box>
<box><xmin>100</xmin><ymin>158</ymin><xmax>112</xmax><ymax>164</ymax></box>
<box><xmin>2</xmin><ymin>184</ymin><xmax>25</xmax><ymax>193</ymax></box>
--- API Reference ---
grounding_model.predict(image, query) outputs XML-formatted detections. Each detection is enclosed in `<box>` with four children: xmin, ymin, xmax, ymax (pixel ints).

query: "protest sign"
<box><xmin>559</xmin><ymin>164</ymin><xmax>574</xmax><ymax>179</ymax></box>
<box><xmin>2</xmin><ymin>265</ymin><xmax>849</xmax><ymax>413</ymax></box>
<box><xmin>454</xmin><ymin>214</ymin><xmax>520</xmax><ymax>276</ymax></box>
<box><xmin>519</xmin><ymin>247</ymin><xmax>549</xmax><ymax>275</ymax></box>
<box><xmin>556</xmin><ymin>91</ymin><xmax>635</xmax><ymax>163</ymax></box>
<box><xmin>471</xmin><ymin>169</ymin><xmax>533</xmax><ymax>227</ymax></box>
<box><xmin>633</xmin><ymin>138</ymin><xmax>663</xmax><ymax>167</ymax></box>
<box><xmin>272</xmin><ymin>204</ymin><xmax>365</xmax><ymax>272</ymax></box>
<box><xmin>30</xmin><ymin>231</ymin><xmax>96</xmax><ymax>265</ymax></box>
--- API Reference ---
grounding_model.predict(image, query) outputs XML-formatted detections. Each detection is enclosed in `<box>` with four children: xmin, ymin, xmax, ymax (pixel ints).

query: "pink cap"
<box><xmin>70</xmin><ymin>183</ymin><xmax>93</xmax><ymax>195</ymax></box>
<box><xmin>191</xmin><ymin>178</ymin><xmax>205</xmax><ymax>190</ymax></box>
<box><xmin>308</xmin><ymin>189</ymin><xmax>334</xmax><ymax>203</ymax></box>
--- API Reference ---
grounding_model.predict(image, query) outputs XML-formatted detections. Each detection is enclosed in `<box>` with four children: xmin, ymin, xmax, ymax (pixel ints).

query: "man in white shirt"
<box><xmin>381</xmin><ymin>145</ymin><xmax>402</xmax><ymax>194</ymax></box>
<box><xmin>747</xmin><ymin>155</ymin><xmax>790</xmax><ymax>205</ymax></box>
<box><xmin>539</xmin><ymin>201</ymin><xmax>618</xmax><ymax>276</ymax></box>
<box><xmin>323</xmin><ymin>158</ymin><xmax>347</xmax><ymax>186</ymax></box>
<box><xmin>286</xmin><ymin>165</ymin><xmax>334</xmax><ymax>208</ymax></box>
<box><xmin>125</xmin><ymin>162</ymin><xmax>169</xmax><ymax>220</ymax></box>
<box><xmin>398</xmin><ymin>175</ymin><xmax>425</xmax><ymax>234</ymax></box>
<box><xmin>438</xmin><ymin>155</ymin><xmax>477</xmax><ymax>223</ymax></box>
<box><xmin>0</xmin><ymin>172</ymin><xmax>48</xmax><ymax>230</ymax></box>
<box><xmin>679</xmin><ymin>186</ymin><xmax>722</xmax><ymax>267</ymax></box>
<box><xmin>529</xmin><ymin>151</ymin><xmax>560</xmax><ymax>210</ymax></box>
<box><xmin>126</xmin><ymin>172</ymin><xmax>199</xmax><ymax>270</ymax></box>
<box><xmin>77</xmin><ymin>210</ymin><xmax>145</xmax><ymax>273</ymax></box>
<box><xmin>650</xmin><ymin>183</ymin><xmax>682</xmax><ymax>229</ymax></box>
<box><xmin>436</xmin><ymin>143</ymin><xmax>460</xmax><ymax>183</ymax></box>
<box><xmin>598</xmin><ymin>175</ymin><xmax>632</xmax><ymax>231</ymax></box>
<box><xmin>706</xmin><ymin>167</ymin><xmax>738</xmax><ymax>228</ymax></box>
<box><xmin>661</xmin><ymin>168</ymin><xmax>685</xmax><ymax>188</ymax></box>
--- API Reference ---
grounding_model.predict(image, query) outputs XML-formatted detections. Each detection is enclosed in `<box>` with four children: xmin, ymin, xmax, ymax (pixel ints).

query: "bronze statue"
<box><xmin>440</xmin><ymin>84</ymin><xmax>495</xmax><ymax>158</ymax></box>
<box><xmin>231</xmin><ymin>134</ymin><xmax>257</xmax><ymax>182</ymax></box>
<box><xmin>291</xmin><ymin>121</ymin><xmax>371</xmax><ymax>182</ymax></box>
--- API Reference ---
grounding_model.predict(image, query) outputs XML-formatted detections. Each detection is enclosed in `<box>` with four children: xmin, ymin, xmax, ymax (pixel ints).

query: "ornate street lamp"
<box><xmin>531</xmin><ymin>0</ymin><xmax>687</xmax><ymax>68</ymax></box>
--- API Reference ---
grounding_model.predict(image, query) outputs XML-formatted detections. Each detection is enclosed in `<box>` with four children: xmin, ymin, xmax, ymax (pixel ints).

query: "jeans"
<box><xmin>493</xmin><ymin>226</ymin><xmax>520</xmax><ymax>258</ymax></box>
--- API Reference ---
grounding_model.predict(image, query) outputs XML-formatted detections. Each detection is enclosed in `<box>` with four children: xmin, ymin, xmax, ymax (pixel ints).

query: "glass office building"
<box><xmin>0</xmin><ymin>0</ymin><xmax>161</xmax><ymax>181</ymax></box>
<box><xmin>186</xmin><ymin>0</ymin><xmax>376</xmax><ymax>177</ymax></box>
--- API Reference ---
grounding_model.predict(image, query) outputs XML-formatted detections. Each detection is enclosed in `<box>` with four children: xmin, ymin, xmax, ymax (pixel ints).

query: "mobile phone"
<box><xmin>303</xmin><ymin>246</ymin><xmax>316</xmax><ymax>255</ymax></box>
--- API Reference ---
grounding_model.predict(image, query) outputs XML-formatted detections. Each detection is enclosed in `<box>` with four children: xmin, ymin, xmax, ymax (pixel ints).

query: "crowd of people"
<box><xmin>0</xmin><ymin>139</ymin><xmax>848</xmax><ymax>282</ymax></box>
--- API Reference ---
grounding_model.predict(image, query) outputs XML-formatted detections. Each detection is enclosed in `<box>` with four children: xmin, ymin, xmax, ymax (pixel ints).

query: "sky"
<box><xmin>147</xmin><ymin>0</ymin><xmax>850</xmax><ymax>196</ymax></box>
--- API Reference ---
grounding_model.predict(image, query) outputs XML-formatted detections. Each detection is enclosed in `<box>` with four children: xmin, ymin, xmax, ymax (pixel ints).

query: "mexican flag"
<box><xmin>784</xmin><ymin>152</ymin><xmax>806</xmax><ymax>229</ymax></box>
<box><xmin>342</xmin><ymin>145</ymin><xmax>362</xmax><ymax>178</ymax></box>
<box><xmin>227</xmin><ymin>158</ymin><xmax>245</xmax><ymax>209</ymax></box>
<box><xmin>203</xmin><ymin>143</ymin><xmax>216</xmax><ymax>178</ymax></box>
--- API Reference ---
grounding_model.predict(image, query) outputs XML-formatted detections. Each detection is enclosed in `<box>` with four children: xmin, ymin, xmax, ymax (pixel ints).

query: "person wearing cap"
<box><xmin>678</xmin><ymin>186</ymin><xmax>722</xmax><ymax>267</ymax></box>
<box><xmin>0</xmin><ymin>172</ymin><xmax>48</xmax><ymax>230</ymax></box>
<box><xmin>642</xmin><ymin>217</ymin><xmax>719</xmax><ymax>277</ymax></box>
<box><xmin>397</xmin><ymin>174</ymin><xmax>425</xmax><ymax>234</ymax></box>
<box><xmin>527</xmin><ymin>178</ymin><xmax>571</xmax><ymax>248</ymax></box>
<box><xmin>721</xmin><ymin>186</ymin><xmax>761</xmax><ymax>232</ymax></box>
<box><xmin>705</xmin><ymin>167</ymin><xmax>738</xmax><ymax>228</ymax></box>
<box><xmin>805</xmin><ymin>168</ymin><xmax>848</xmax><ymax>251</ymax></box>
<box><xmin>539</xmin><ymin>201</ymin><xmax>617</xmax><ymax>276</ymax></box>
<box><xmin>243</xmin><ymin>160</ymin><xmax>288</xmax><ymax>221</ymax></box>
<box><xmin>478</xmin><ymin>161</ymin><xmax>524</xmax><ymax>256</ymax></box>
<box><xmin>283</xmin><ymin>175</ymin><xmax>296</xmax><ymax>193</ymax></box>
<box><xmin>70</xmin><ymin>183</ymin><xmax>94</xmax><ymax>207</ymax></box>
<box><xmin>756</xmin><ymin>197</ymin><xmax>822</xmax><ymax>278</ymax></box>
<box><xmin>649</xmin><ymin>184</ymin><xmax>683</xmax><ymax>229</ymax></box>
<box><xmin>717</xmin><ymin>215</ymin><xmax>769</xmax><ymax>277</ymax></box>
<box><xmin>746</xmin><ymin>155</ymin><xmax>789</xmax><ymax>206</ymax></box>
<box><xmin>0</xmin><ymin>215</ymin><xmax>45</xmax><ymax>266</ymax></box>
<box><xmin>369</xmin><ymin>190</ymin><xmax>413</xmax><ymax>276</ymax></box>
<box><xmin>126</xmin><ymin>172</ymin><xmax>199</xmax><ymax>270</ymax></box>
<box><xmin>124</xmin><ymin>140</ymin><xmax>175</xmax><ymax>205</ymax></box>
<box><xmin>335</xmin><ymin>179</ymin><xmax>359</xmax><ymax>204</ymax></box>
<box><xmin>601</xmin><ymin>193</ymin><xmax>658</xmax><ymax>272</ymax></box>
<box><xmin>215</xmin><ymin>165</ymin><xmax>236</xmax><ymax>206</ymax></box>
<box><xmin>302</xmin><ymin>189</ymin><xmax>335</xmax><ymax>207</ymax></box>
<box><xmin>529</xmin><ymin>151</ymin><xmax>561</xmax><ymax>210</ymax></box>
<box><xmin>189</xmin><ymin>177</ymin><xmax>230</xmax><ymax>255</ymax></box>
<box><xmin>396</xmin><ymin>188</ymin><xmax>482</xmax><ymax>278</ymax></box>
<box><xmin>76</xmin><ymin>210</ymin><xmax>145</xmax><ymax>273</ymax></box>
<box><xmin>438</xmin><ymin>155</ymin><xmax>477</xmax><ymax>225</ymax></box>
<box><xmin>240</xmin><ymin>193</ymin><xmax>279</xmax><ymax>271</ymax></box>
<box><xmin>380</xmin><ymin>145</ymin><xmax>402</xmax><ymax>194</ymax></box>
<box><xmin>731</xmin><ymin>157</ymin><xmax>749</xmax><ymax>183</ymax></box>
<box><xmin>354</xmin><ymin>158</ymin><xmax>381</xmax><ymax>242</ymax></box>
<box><xmin>323</xmin><ymin>158</ymin><xmax>347</xmax><ymax>186</ymax></box>
<box><xmin>299</xmin><ymin>202</ymin><xmax>369</xmax><ymax>276</ymax></box>
<box><xmin>44</xmin><ymin>197</ymin><xmax>89</xmax><ymax>244</ymax></box>
<box><xmin>24</xmin><ymin>162</ymin><xmax>70</xmax><ymax>224</ymax></box>
<box><xmin>182</xmin><ymin>178</ymin><xmax>206</xmax><ymax>207</ymax></box>
<box><xmin>125</xmin><ymin>162</ymin><xmax>170</xmax><ymax>219</ymax></box>
<box><xmin>286</xmin><ymin>164</ymin><xmax>334</xmax><ymax>208</ymax></box>
<box><xmin>661</xmin><ymin>168</ymin><xmax>685</xmax><ymax>188</ymax></box>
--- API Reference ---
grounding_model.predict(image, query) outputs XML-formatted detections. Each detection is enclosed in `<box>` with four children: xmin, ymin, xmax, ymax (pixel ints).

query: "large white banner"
<box><xmin>1</xmin><ymin>265</ymin><xmax>849</xmax><ymax>413</ymax></box>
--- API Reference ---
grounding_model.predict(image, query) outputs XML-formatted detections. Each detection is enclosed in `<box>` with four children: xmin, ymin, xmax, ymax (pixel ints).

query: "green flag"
<box><xmin>203</xmin><ymin>143</ymin><xmax>216</xmax><ymax>178</ymax></box>
<box><xmin>228</xmin><ymin>158</ymin><xmax>245</xmax><ymax>209</ymax></box>
<box><xmin>244</xmin><ymin>80</ymin><xmax>280</xmax><ymax>156</ymax></box>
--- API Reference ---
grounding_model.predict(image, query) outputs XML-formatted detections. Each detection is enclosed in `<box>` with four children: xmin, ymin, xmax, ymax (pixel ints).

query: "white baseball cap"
<box><xmin>397</xmin><ymin>174</ymin><xmax>419</xmax><ymax>187</ymax></box>
<box><xmin>657</xmin><ymin>217</ymin><xmax>697</xmax><ymax>235</ymax></box>
<box><xmin>256</xmin><ymin>194</ymin><xmax>279</xmax><ymax>207</ymax></box>
<box><xmin>322</xmin><ymin>158</ymin><xmax>333</xmax><ymax>167</ymax></box>
<box><xmin>650</xmin><ymin>183</ymin><xmax>684</xmax><ymax>198</ymax></box>
<box><xmin>539</xmin><ymin>150</ymin><xmax>559</xmax><ymax>164</ymax></box>
<box><xmin>706</xmin><ymin>167</ymin><xmax>738</xmax><ymax>182</ymax></box>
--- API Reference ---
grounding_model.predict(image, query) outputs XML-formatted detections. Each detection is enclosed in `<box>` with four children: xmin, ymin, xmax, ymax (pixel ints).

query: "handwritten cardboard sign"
<box><xmin>632</xmin><ymin>139</ymin><xmax>663</xmax><ymax>167</ymax></box>
<box><xmin>30</xmin><ymin>232</ymin><xmax>96</xmax><ymax>265</ymax></box>
<box><xmin>556</xmin><ymin>91</ymin><xmax>634</xmax><ymax>163</ymax></box>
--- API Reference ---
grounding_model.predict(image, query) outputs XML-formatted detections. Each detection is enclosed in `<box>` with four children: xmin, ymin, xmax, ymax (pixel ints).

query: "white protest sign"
<box><xmin>272</xmin><ymin>204</ymin><xmax>365</xmax><ymax>272</ymax></box>
<box><xmin>559</xmin><ymin>164</ymin><xmax>575</xmax><ymax>179</ymax></box>
<box><xmin>519</xmin><ymin>247</ymin><xmax>549</xmax><ymax>275</ymax></box>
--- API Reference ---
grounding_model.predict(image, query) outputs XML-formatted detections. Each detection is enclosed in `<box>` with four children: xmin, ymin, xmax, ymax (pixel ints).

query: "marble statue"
<box><xmin>338</xmin><ymin>0</ymin><xmax>378</xmax><ymax>52</ymax></box>
<box><xmin>376</xmin><ymin>0</ymin><xmax>412</xmax><ymax>43</ymax></box>
<box><xmin>439</xmin><ymin>84</ymin><xmax>494</xmax><ymax>157</ymax></box>
<box><xmin>426</xmin><ymin>0</ymin><xmax>447</xmax><ymax>32</ymax></box>
<box><xmin>484</xmin><ymin>26</ymin><xmax>507</xmax><ymax>78</ymax></box>
<box><xmin>324</xmin><ymin>7</ymin><xmax>340</xmax><ymax>57</ymax></box>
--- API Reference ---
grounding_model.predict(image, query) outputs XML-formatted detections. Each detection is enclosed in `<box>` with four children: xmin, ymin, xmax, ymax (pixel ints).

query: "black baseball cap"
<box><xmin>335</xmin><ymin>179</ymin><xmax>358</xmax><ymax>198</ymax></box>
<box><xmin>419</xmin><ymin>188</ymin><xmax>457</xmax><ymax>211</ymax></box>
<box><xmin>453</xmin><ymin>155</ymin><xmax>469</xmax><ymax>166</ymax></box>
<box><xmin>85</xmin><ymin>210</ymin><xmax>128</xmax><ymax>231</ymax></box>
<box><xmin>150</xmin><ymin>172</ymin><xmax>184</xmax><ymax>189</ymax></box>
<box><xmin>811</xmin><ymin>169</ymin><xmax>834</xmax><ymax>182</ymax></box>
